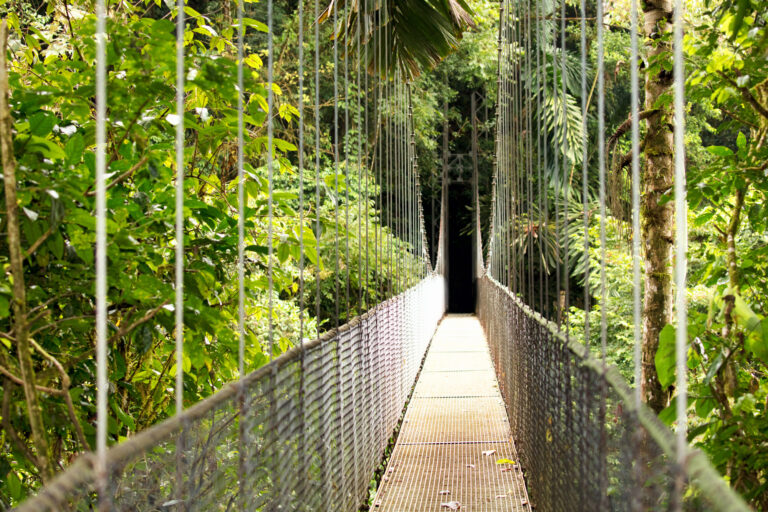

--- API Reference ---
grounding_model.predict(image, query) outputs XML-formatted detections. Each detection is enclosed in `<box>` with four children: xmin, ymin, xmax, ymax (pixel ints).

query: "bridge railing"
<box><xmin>16</xmin><ymin>275</ymin><xmax>445</xmax><ymax>512</ymax></box>
<box><xmin>478</xmin><ymin>275</ymin><xmax>751</xmax><ymax>512</ymax></box>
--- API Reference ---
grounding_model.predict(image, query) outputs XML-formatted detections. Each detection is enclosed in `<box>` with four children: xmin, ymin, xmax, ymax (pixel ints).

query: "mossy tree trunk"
<box><xmin>641</xmin><ymin>0</ymin><xmax>675</xmax><ymax>414</ymax></box>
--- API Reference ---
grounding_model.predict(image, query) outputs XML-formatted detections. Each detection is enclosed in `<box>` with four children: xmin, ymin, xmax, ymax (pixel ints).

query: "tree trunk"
<box><xmin>0</xmin><ymin>21</ymin><xmax>54</xmax><ymax>479</ymax></box>
<box><xmin>641</xmin><ymin>0</ymin><xmax>674</xmax><ymax>413</ymax></box>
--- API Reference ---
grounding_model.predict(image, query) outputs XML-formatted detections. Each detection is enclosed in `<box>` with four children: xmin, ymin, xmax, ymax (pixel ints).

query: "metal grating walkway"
<box><xmin>374</xmin><ymin>315</ymin><xmax>530</xmax><ymax>511</ymax></box>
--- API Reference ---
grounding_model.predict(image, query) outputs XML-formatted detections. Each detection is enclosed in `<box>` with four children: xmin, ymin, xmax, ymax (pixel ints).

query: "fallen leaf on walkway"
<box><xmin>440</xmin><ymin>501</ymin><xmax>461</xmax><ymax>510</ymax></box>
<box><xmin>500</xmin><ymin>467</ymin><xmax>513</xmax><ymax>472</ymax></box>
<box><xmin>374</xmin><ymin>500</ymin><xmax>382</xmax><ymax>507</ymax></box>
<box><xmin>466</xmin><ymin>464</ymin><xmax>475</xmax><ymax>469</ymax></box>
<box><xmin>495</xmin><ymin>495</ymin><xmax>507</xmax><ymax>499</ymax></box>
<box><xmin>482</xmin><ymin>450</ymin><xmax>496</xmax><ymax>456</ymax></box>
<box><xmin>496</xmin><ymin>458</ymin><xmax>516</xmax><ymax>465</ymax></box>
<box><xmin>439</xmin><ymin>490</ymin><xmax>451</xmax><ymax>495</ymax></box>
<box><xmin>522</xmin><ymin>499</ymin><xmax>529</xmax><ymax>505</ymax></box>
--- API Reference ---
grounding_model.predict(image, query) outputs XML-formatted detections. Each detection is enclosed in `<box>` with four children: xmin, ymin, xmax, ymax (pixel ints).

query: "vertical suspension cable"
<box><xmin>357</xmin><ymin>2</ymin><xmax>364</xmax><ymax>311</ymax></box>
<box><xmin>394</xmin><ymin>76</ymin><xmax>399</xmax><ymax>295</ymax></box>
<box><xmin>542</xmin><ymin>0</ymin><xmax>550</xmax><ymax>318</ymax></box>
<box><xmin>235</xmin><ymin>0</ymin><xmax>246</xmax><ymax>504</ymax></box>
<box><xmin>296</xmin><ymin>0</ymin><xmax>306</xmax><ymax>500</ymax></box>
<box><xmin>236</xmin><ymin>0</ymin><xmax>245</xmax><ymax>378</ymax></box>
<box><xmin>375</xmin><ymin>7</ymin><xmax>382</xmax><ymax>307</ymax></box>
<box><xmin>297</xmin><ymin>0</ymin><xmax>305</xmax><ymax>345</ymax></box>
<box><xmin>94</xmin><ymin>0</ymin><xmax>108</xmax><ymax>504</ymax></box>
<box><xmin>580</xmin><ymin>0</ymin><xmax>591</xmax><ymax>348</ymax></box>
<box><xmin>536</xmin><ymin>0</ymin><xmax>544</xmax><ymax>315</ymax></box>
<box><xmin>314</xmin><ymin>0</ymin><xmax>321</xmax><ymax>327</ymax></box>
<box><xmin>402</xmin><ymin>79</ymin><xmax>406</xmax><ymax>292</ymax></box>
<box><xmin>496</xmin><ymin>0</ymin><xmax>504</xmax><ymax>286</ymax></box>
<box><xmin>267</xmin><ymin>0</ymin><xmax>275</xmax><ymax>358</ymax></box>
<box><xmin>344</xmin><ymin>0</ymin><xmax>351</xmax><ymax>317</ymax></box>
<box><xmin>510</xmin><ymin>0</ymin><xmax>515</xmax><ymax>290</ymax></box>
<box><xmin>504</xmin><ymin>0</ymin><xmax>510</xmax><ymax>287</ymax></box>
<box><xmin>514</xmin><ymin>0</ymin><xmax>521</xmax><ymax>297</ymax></box>
<box><xmin>490</xmin><ymin>0</ymin><xmax>503</xmax><ymax>281</ymax></box>
<box><xmin>526</xmin><ymin>0</ymin><xmax>534</xmax><ymax>302</ymax></box>
<box><xmin>385</xmin><ymin>27</ymin><xmax>390</xmax><ymax>294</ymax></box>
<box><xmin>363</xmin><ymin>4</ymin><xmax>370</xmax><ymax>311</ymax></box>
<box><xmin>173</xmin><ymin>1</ymin><xmax>188</xmax><ymax>506</ymax></box>
<box><xmin>561</xmin><ymin>0</ymin><xmax>570</xmax><ymax>332</ymax></box>
<box><xmin>552</xmin><ymin>4</ymin><xmax>561</xmax><ymax>326</ymax></box>
<box><xmin>515</xmin><ymin>0</ymin><xmax>521</xmax><ymax>294</ymax></box>
<box><xmin>175</xmin><ymin>0</ymin><xmax>186</xmax><ymax>416</ymax></box>
<box><xmin>631</xmin><ymin>0</ymin><xmax>642</xmax><ymax>405</ymax></box>
<box><xmin>333</xmin><ymin>0</ymin><xmax>340</xmax><ymax>326</ymax></box>
<box><xmin>673</xmin><ymin>0</ymin><xmax>688</xmax><ymax>492</ymax></box>
<box><xmin>495</xmin><ymin>14</ymin><xmax>502</xmax><ymax>284</ymax></box>
<box><xmin>597</xmin><ymin>0</ymin><xmax>607</xmax><ymax>359</ymax></box>
<box><xmin>504</xmin><ymin>0</ymin><xmax>511</xmax><ymax>290</ymax></box>
<box><xmin>499</xmin><ymin>0</ymin><xmax>507</xmax><ymax>286</ymax></box>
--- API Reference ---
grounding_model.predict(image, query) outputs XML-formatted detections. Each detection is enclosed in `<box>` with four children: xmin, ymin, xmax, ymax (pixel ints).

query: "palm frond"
<box><xmin>320</xmin><ymin>0</ymin><xmax>475</xmax><ymax>81</ymax></box>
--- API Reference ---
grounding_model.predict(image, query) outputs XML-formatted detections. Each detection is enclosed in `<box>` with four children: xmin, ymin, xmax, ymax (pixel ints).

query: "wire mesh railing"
<box><xmin>477</xmin><ymin>276</ymin><xmax>750</xmax><ymax>512</ymax></box>
<box><xmin>14</xmin><ymin>275</ymin><xmax>445</xmax><ymax>512</ymax></box>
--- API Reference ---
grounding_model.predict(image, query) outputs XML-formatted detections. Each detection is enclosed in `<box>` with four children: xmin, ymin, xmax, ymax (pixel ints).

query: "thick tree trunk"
<box><xmin>641</xmin><ymin>0</ymin><xmax>674</xmax><ymax>413</ymax></box>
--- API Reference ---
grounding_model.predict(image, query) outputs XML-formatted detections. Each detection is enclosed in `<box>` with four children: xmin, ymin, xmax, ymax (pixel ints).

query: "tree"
<box><xmin>638</xmin><ymin>0</ymin><xmax>676</xmax><ymax>413</ymax></box>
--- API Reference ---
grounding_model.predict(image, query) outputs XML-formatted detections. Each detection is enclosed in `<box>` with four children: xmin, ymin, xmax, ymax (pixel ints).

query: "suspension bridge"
<box><xmin>5</xmin><ymin>0</ymin><xmax>757</xmax><ymax>510</ymax></box>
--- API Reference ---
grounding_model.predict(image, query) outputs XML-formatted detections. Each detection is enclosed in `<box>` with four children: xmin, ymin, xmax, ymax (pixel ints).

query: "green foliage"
<box><xmin>324</xmin><ymin>0</ymin><xmax>475</xmax><ymax>80</ymax></box>
<box><xmin>567</xmin><ymin>214</ymin><xmax>639</xmax><ymax>378</ymax></box>
<box><xmin>0</xmin><ymin>0</ymin><xmax>416</xmax><ymax>504</ymax></box>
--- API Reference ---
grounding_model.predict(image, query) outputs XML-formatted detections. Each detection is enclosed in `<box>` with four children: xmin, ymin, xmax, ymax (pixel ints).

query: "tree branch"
<box><xmin>85</xmin><ymin>155</ymin><xmax>149</xmax><ymax>197</ymax></box>
<box><xmin>107</xmin><ymin>98</ymin><xmax>152</xmax><ymax>166</ymax></box>
<box><xmin>2</xmin><ymin>379</ymin><xmax>38</xmax><ymax>467</ymax></box>
<box><xmin>0</xmin><ymin>364</ymin><xmax>64</xmax><ymax>395</ymax></box>
<box><xmin>29</xmin><ymin>314</ymin><xmax>94</xmax><ymax>337</ymax></box>
<box><xmin>720</xmin><ymin>107</ymin><xmax>759</xmax><ymax>129</ymax></box>
<box><xmin>0</xmin><ymin>20</ymin><xmax>53</xmax><ymax>480</ymax></box>
<box><xmin>29</xmin><ymin>292</ymin><xmax>80</xmax><ymax>316</ymax></box>
<box><xmin>612</xmin><ymin>139</ymin><xmax>647</xmax><ymax>173</ymax></box>
<box><xmin>718</xmin><ymin>71</ymin><xmax>768</xmax><ymax>121</ymax></box>
<box><xmin>608</xmin><ymin>109</ymin><xmax>657</xmax><ymax>146</ymax></box>
<box><xmin>111</xmin><ymin>300</ymin><xmax>170</xmax><ymax>342</ymax></box>
<box><xmin>28</xmin><ymin>338</ymin><xmax>90</xmax><ymax>451</ymax></box>
<box><xmin>23</xmin><ymin>224</ymin><xmax>54</xmax><ymax>261</ymax></box>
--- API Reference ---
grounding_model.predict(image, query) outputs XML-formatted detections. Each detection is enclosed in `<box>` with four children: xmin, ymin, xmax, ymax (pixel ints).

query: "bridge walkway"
<box><xmin>374</xmin><ymin>315</ymin><xmax>530</xmax><ymax>511</ymax></box>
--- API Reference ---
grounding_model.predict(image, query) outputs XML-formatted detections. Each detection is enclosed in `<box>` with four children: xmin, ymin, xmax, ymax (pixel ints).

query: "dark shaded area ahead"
<box><xmin>447</xmin><ymin>183</ymin><xmax>475</xmax><ymax>312</ymax></box>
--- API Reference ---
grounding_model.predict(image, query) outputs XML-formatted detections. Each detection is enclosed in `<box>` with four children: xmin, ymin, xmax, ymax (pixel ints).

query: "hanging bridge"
<box><xmin>7</xmin><ymin>0</ymin><xmax>755</xmax><ymax>510</ymax></box>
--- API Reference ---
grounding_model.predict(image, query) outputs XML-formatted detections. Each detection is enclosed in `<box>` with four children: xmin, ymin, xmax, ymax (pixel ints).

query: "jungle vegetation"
<box><xmin>0</xmin><ymin>0</ymin><xmax>766</xmax><ymax>508</ymax></box>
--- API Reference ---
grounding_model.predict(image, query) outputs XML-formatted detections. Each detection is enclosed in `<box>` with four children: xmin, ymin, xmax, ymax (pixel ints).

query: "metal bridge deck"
<box><xmin>374</xmin><ymin>315</ymin><xmax>530</xmax><ymax>511</ymax></box>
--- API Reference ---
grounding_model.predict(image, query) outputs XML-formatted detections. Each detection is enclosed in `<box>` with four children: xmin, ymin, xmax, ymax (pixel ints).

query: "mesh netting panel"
<box><xmin>15</xmin><ymin>276</ymin><xmax>445</xmax><ymax>512</ymax></box>
<box><xmin>477</xmin><ymin>276</ymin><xmax>749</xmax><ymax>512</ymax></box>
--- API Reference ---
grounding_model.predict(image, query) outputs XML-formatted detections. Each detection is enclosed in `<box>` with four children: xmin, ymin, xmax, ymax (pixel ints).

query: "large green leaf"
<box><xmin>655</xmin><ymin>324</ymin><xmax>677</xmax><ymax>388</ymax></box>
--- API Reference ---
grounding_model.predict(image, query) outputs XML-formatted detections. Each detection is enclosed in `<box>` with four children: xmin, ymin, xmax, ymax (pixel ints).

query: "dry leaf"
<box><xmin>495</xmin><ymin>495</ymin><xmax>507</xmax><ymax>499</ymax></box>
<box><xmin>440</xmin><ymin>501</ymin><xmax>461</xmax><ymax>510</ymax></box>
<box><xmin>439</xmin><ymin>490</ymin><xmax>451</xmax><ymax>495</ymax></box>
<box><xmin>500</xmin><ymin>467</ymin><xmax>513</xmax><ymax>472</ymax></box>
<box><xmin>466</xmin><ymin>464</ymin><xmax>475</xmax><ymax>469</ymax></box>
<box><xmin>522</xmin><ymin>499</ymin><xmax>529</xmax><ymax>505</ymax></box>
<box><xmin>482</xmin><ymin>450</ymin><xmax>496</xmax><ymax>456</ymax></box>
